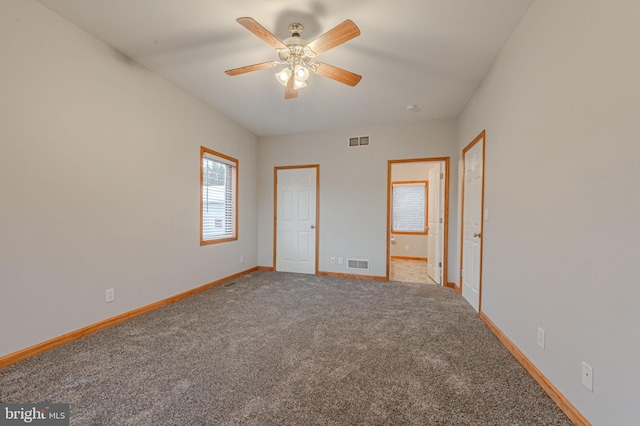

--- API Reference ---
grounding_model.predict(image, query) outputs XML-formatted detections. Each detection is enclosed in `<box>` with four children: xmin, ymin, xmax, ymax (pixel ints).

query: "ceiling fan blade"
<box><xmin>225</xmin><ymin>61</ymin><xmax>276</xmax><ymax>76</ymax></box>
<box><xmin>236</xmin><ymin>17</ymin><xmax>286</xmax><ymax>50</ymax></box>
<box><xmin>306</xmin><ymin>20</ymin><xmax>360</xmax><ymax>55</ymax></box>
<box><xmin>285</xmin><ymin>76</ymin><xmax>298</xmax><ymax>99</ymax></box>
<box><xmin>311</xmin><ymin>62</ymin><xmax>362</xmax><ymax>87</ymax></box>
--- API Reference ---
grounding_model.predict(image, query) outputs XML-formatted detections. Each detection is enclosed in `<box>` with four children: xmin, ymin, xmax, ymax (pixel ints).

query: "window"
<box><xmin>392</xmin><ymin>181</ymin><xmax>428</xmax><ymax>234</ymax></box>
<box><xmin>201</xmin><ymin>147</ymin><xmax>238</xmax><ymax>245</ymax></box>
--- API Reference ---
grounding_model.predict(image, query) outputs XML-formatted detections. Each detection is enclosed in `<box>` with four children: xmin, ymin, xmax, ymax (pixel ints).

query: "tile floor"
<box><xmin>390</xmin><ymin>259</ymin><xmax>437</xmax><ymax>285</ymax></box>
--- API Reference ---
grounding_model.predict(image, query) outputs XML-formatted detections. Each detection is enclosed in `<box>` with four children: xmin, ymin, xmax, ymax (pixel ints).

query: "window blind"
<box><xmin>202</xmin><ymin>152</ymin><xmax>236</xmax><ymax>241</ymax></box>
<box><xmin>392</xmin><ymin>183</ymin><xmax>426</xmax><ymax>233</ymax></box>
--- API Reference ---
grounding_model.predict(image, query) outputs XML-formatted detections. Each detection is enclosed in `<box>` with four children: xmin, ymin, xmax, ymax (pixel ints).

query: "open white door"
<box><xmin>461</xmin><ymin>133</ymin><xmax>485</xmax><ymax>311</ymax></box>
<box><xmin>276</xmin><ymin>167</ymin><xmax>317</xmax><ymax>274</ymax></box>
<box><xmin>427</xmin><ymin>163</ymin><xmax>443</xmax><ymax>284</ymax></box>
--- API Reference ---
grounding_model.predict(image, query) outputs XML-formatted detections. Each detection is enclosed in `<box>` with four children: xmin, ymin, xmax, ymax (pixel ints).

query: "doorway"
<box><xmin>460</xmin><ymin>131</ymin><xmax>485</xmax><ymax>311</ymax></box>
<box><xmin>274</xmin><ymin>165</ymin><xmax>319</xmax><ymax>274</ymax></box>
<box><xmin>387</xmin><ymin>158</ymin><xmax>450</xmax><ymax>286</ymax></box>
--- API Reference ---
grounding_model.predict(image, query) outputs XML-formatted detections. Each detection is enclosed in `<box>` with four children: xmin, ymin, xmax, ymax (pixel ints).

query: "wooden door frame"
<box><xmin>459</xmin><ymin>131</ymin><xmax>486</xmax><ymax>311</ymax></box>
<box><xmin>386</xmin><ymin>157</ymin><xmax>452</xmax><ymax>287</ymax></box>
<box><xmin>273</xmin><ymin>165</ymin><xmax>320</xmax><ymax>274</ymax></box>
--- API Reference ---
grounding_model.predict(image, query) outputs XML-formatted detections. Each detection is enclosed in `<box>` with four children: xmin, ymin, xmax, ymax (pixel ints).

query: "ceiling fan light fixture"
<box><xmin>294</xmin><ymin>65</ymin><xmax>310</xmax><ymax>82</ymax></box>
<box><xmin>277</xmin><ymin>65</ymin><xmax>310</xmax><ymax>89</ymax></box>
<box><xmin>293</xmin><ymin>80</ymin><xmax>307</xmax><ymax>90</ymax></box>
<box><xmin>276</xmin><ymin>68</ymin><xmax>292</xmax><ymax>86</ymax></box>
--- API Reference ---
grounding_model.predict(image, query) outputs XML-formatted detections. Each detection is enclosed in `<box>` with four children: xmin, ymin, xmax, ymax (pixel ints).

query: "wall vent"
<box><xmin>347</xmin><ymin>259</ymin><xmax>369</xmax><ymax>270</ymax></box>
<box><xmin>348</xmin><ymin>136</ymin><xmax>370</xmax><ymax>147</ymax></box>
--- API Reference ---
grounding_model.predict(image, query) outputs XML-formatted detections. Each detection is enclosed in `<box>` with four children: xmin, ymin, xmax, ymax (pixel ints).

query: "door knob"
<box><xmin>310</xmin><ymin>225</ymin><xmax>315</xmax><ymax>229</ymax></box>
<box><xmin>473</xmin><ymin>232</ymin><xmax>482</xmax><ymax>238</ymax></box>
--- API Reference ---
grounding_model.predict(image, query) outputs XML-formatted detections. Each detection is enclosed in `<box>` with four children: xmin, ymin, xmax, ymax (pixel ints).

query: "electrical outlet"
<box><xmin>330</xmin><ymin>256</ymin><xmax>336</xmax><ymax>264</ymax></box>
<box><xmin>338</xmin><ymin>257</ymin><xmax>344</xmax><ymax>265</ymax></box>
<box><xmin>404</xmin><ymin>245</ymin><xmax>410</xmax><ymax>251</ymax></box>
<box><xmin>537</xmin><ymin>327</ymin><xmax>545</xmax><ymax>349</ymax></box>
<box><xmin>105</xmin><ymin>288</ymin><xmax>115</xmax><ymax>303</ymax></box>
<box><xmin>582</xmin><ymin>362</ymin><xmax>593</xmax><ymax>392</ymax></box>
<box><xmin>240</xmin><ymin>255</ymin><xmax>244</xmax><ymax>263</ymax></box>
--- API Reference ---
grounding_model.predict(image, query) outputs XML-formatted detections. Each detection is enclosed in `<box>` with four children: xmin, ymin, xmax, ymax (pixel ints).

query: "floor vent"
<box><xmin>347</xmin><ymin>259</ymin><xmax>369</xmax><ymax>270</ymax></box>
<box><xmin>348</xmin><ymin>136</ymin><xmax>370</xmax><ymax>147</ymax></box>
<box><xmin>224</xmin><ymin>281</ymin><xmax>236</xmax><ymax>288</ymax></box>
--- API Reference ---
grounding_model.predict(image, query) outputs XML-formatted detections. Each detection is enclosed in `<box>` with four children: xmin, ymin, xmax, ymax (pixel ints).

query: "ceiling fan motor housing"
<box><xmin>288</xmin><ymin>23</ymin><xmax>304</xmax><ymax>37</ymax></box>
<box><xmin>278</xmin><ymin>23</ymin><xmax>316</xmax><ymax>68</ymax></box>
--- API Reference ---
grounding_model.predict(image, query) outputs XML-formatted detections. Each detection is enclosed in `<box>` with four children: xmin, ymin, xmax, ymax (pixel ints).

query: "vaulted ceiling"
<box><xmin>36</xmin><ymin>0</ymin><xmax>533</xmax><ymax>137</ymax></box>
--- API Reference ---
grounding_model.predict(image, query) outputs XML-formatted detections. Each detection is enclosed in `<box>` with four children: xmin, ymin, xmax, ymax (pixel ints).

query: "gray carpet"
<box><xmin>1</xmin><ymin>272</ymin><xmax>570</xmax><ymax>425</ymax></box>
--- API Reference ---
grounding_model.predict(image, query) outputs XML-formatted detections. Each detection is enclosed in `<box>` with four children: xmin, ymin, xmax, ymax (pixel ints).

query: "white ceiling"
<box><xmin>36</xmin><ymin>0</ymin><xmax>533</xmax><ymax>137</ymax></box>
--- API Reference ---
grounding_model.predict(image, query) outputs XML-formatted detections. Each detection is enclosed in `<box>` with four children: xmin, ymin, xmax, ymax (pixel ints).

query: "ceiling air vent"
<box><xmin>347</xmin><ymin>259</ymin><xmax>369</xmax><ymax>270</ymax></box>
<box><xmin>348</xmin><ymin>136</ymin><xmax>370</xmax><ymax>147</ymax></box>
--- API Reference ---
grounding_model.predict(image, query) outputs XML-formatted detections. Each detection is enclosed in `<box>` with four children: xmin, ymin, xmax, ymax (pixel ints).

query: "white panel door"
<box><xmin>276</xmin><ymin>167</ymin><xmax>317</xmax><ymax>274</ymax></box>
<box><xmin>427</xmin><ymin>164</ymin><xmax>442</xmax><ymax>284</ymax></box>
<box><xmin>462</xmin><ymin>139</ymin><xmax>484</xmax><ymax>311</ymax></box>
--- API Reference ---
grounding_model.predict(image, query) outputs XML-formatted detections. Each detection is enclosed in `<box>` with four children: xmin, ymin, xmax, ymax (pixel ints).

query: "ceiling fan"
<box><xmin>225</xmin><ymin>17</ymin><xmax>362</xmax><ymax>99</ymax></box>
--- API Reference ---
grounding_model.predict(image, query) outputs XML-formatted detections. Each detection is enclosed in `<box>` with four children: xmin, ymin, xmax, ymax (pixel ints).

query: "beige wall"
<box><xmin>258</xmin><ymin>120</ymin><xmax>458</xmax><ymax>279</ymax></box>
<box><xmin>457</xmin><ymin>0</ymin><xmax>640</xmax><ymax>423</ymax></box>
<box><xmin>0</xmin><ymin>0</ymin><xmax>259</xmax><ymax>357</ymax></box>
